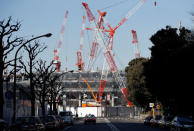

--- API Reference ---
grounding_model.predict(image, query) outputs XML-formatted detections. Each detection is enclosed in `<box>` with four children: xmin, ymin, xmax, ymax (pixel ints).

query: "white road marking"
<box><xmin>104</xmin><ymin>118</ymin><xmax>120</xmax><ymax>131</ymax></box>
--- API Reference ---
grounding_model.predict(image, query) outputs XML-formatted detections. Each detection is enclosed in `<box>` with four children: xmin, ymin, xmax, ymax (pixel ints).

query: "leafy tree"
<box><xmin>144</xmin><ymin>26</ymin><xmax>194</xmax><ymax>116</ymax></box>
<box><xmin>125</xmin><ymin>58</ymin><xmax>152</xmax><ymax>108</ymax></box>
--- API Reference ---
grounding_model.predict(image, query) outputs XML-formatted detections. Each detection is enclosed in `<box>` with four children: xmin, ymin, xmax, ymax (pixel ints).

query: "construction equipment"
<box><xmin>76</xmin><ymin>16</ymin><xmax>86</xmax><ymax>71</ymax></box>
<box><xmin>96</xmin><ymin>0</ymin><xmax>146</xmax><ymax>103</ymax></box>
<box><xmin>82</xmin><ymin>3</ymin><xmax>106</xmax><ymax>71</ymax></box>
<box><xmin>53</xmin><ymin>10</ymin><xmax>68</xmax><ymax>72</ymax></box>
<box><xmin>83</xmin><ymin>77</ymin><xmax>98</xmax><ymax>103</ymax></box>
<box><xmin>131</xmin><ymin>30</ymin><xmax>140</xmax><ymax>58</ymax></box>
<box><xmin>103</xmin><ymin>0</ymin><xmax>146</xmax><ymax>51</ymax></box>
<box><xmin>82</xmin><ymin>1</ymin><xmax>148</xmax><ymax>106</ymax></box>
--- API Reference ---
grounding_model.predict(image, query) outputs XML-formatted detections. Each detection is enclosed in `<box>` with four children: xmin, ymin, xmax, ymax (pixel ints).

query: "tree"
<box><xmin>144</xmin><ymin>26</ymin><xmax>194</xmax><ymax>116</ymax></box>
<box><xmin>125</xmin><ymin>58</ymin><xmax>152</xmax><ymax>108</ymax></box>
<box><xmin>48</xmin><ymin>73</ymin><xmax>65</xmax><ymax>115</ymax></box>
<box><xmin>33</xmin><ymin>60</ymin><xmax>55</xmax><ymax>116</ymax></box>
<box><xmin>0</xmin><ymin>17</ymin><xmax>23</xmax><ymax>118</ymax></box>
<box><xmin>19</xmin><ymin>41</ymin><xmax>47</xmax><ymax>116</ymax></box>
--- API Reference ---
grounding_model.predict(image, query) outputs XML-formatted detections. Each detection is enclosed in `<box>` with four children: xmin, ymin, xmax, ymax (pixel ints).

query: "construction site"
<box><xmin>3</xmin><ymin>0</ymin><xmax>149</xmax><ymax>121</ymax></box>
<box><xmin>50</xmin><ymin>0</ymin><xmax>147</xmax><ymax>116</ymax></box>
<box><xmin>52</xmin><ymin>0</ymin><xmax>146</xmax><ymax>105</ymax></box>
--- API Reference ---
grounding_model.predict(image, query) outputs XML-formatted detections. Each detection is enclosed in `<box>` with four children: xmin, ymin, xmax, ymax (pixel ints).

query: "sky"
<box><xmin>0</xmin><ymin>0</ymin><xmax>194</xmax><ymax>72</ymax></box>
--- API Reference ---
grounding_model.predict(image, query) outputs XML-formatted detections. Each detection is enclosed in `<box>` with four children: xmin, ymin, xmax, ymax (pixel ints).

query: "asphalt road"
<box><xmin>63</xmin><ymin>118</ymin><xmax>170</xmax><ymax>131</ymax></box>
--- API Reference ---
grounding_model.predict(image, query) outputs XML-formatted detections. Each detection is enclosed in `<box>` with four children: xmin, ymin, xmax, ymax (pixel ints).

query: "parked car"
<box><xmin>158</xmin><ymin>115</ymin><xmax>173</xmax><ymax>129</ymax></box>
<box><xmin>0</xmin><ymin>119</ymin><xmax>9</xmax><ymax>131</ymax></box>
<box><xmin>59</xmin><ymin>111</ymin><xmax>73</xmax><ymax>125</ymax></box>
<box><xmin>40</xmin><ymin>115</ymin><xmax>59</xmax><ymax>130</ymax></box>
<box><xmin>150</xmin><ymin>115</ymin><xmax>162</xmax><ymax>127</ymax></box>
<box><xmin>55</xmin><ymin>115</ymin><xmax>64</xmax><ymax>129</ymax></box>
<box><xmin>144</xmin><ymin>116</ymin><xmax>153</xmax><ymax>126</ymax></box>
<box><xmin>84</xmin><ymin>114</ymin><xmax>96</xmax><ymax>125</ymax></box>
<box><xmin>171</xmin><ymin>116</ymin><xmax>194</xmax><ymax>131</ymax></box>
<box><xmin>10</xmin><ymin>116</ymin><xmax>45</xmax><ymax>131</ymax></box>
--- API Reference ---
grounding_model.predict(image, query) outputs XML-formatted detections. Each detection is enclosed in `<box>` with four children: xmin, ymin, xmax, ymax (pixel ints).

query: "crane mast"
<box><xmin>76</xmin><ymin>16</ymin><xmax>86</xmax><ymax>71</ymax></box>
<box><xmin>82</xmin><ymin>0</ymin><xmax>146</xmax><ymax>106</ymax></box>
<box><xmin>82</xmin><ymin>3</ymin><xmax>106</xmax><ymax>71</ymax></box>
<box><xmin>53</xmin><ymin>10</ymin><xmax>68</xmax><ymax>72</ymax></box>
<box><xmin>131</xmin><ymin>30</ymin><xmax>140</xmax><ymax>58</ymax></box>
<box><xmin>97</xmin><ymin>0</ymin><xmax>145</xmax><ymax>103</ymax></box>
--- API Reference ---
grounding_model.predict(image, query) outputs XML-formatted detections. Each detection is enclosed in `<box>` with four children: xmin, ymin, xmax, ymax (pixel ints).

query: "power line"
<box><xmin>100</xmin><ymin>0</ymin><xmax>131</xmax><ymax>11</ymax></box>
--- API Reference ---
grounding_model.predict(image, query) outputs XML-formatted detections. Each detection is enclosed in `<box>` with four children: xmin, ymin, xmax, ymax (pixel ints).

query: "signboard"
<box><xmin>107</xmin><ymin>94</ymin><xmax>110</xmax><ymax>101</ymax></box>
<box><xmin>149</xmin><ymin>103</ymin><xmax>154</xmax><ymax>108</ymax></box>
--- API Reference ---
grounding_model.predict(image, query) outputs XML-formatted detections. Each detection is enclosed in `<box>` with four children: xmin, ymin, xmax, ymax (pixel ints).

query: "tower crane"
<box><xmin>103</xmin><ymin>0</ymin><xmax>146</xmax><ymax>51</ymax></box>
<box><xmin>82</xmin><ymin>3</ymin><xmax>130</xmax><ymax>105</ymax></box>
<box><xmin>76</xmin><ymin>16</ymin><xmax>86</xmax><ymax>71</ymax></box>
<box><xmin>83</xmin><ymin>0</ymin><xmax>146</xmax><ymax>106</ymax></box>
<box><xmin>96</xmin><ymin>0</ymin><xmax>146</xmax><ymax>103</ymax></box>
<box><xmin>82</xmin><ymin>3</ymin><xmax>106</xmax><ymax>72</ymax></box>
<box><xmin>53</xmin><ymin>10</ymin><xmax>68</xmax><ymax>72</ymax></box>
<box><xmin>131</xmin><ymin>30</ymin><xmax>140</xmax><ymax>58</ymax></box>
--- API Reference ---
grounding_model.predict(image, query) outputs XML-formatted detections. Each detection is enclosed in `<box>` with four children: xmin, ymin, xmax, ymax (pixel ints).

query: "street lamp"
<box><xmin>12</xmin><ymin>33</ymin><xmax>52</xmax><ymax>122</ymax></box>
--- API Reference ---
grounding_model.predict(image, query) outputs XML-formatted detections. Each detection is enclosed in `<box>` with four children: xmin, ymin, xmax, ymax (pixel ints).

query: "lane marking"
<box><xmin>105</xmin><ymin>118</ymin><xmax>120</xmax><ymax>131</ymax></box>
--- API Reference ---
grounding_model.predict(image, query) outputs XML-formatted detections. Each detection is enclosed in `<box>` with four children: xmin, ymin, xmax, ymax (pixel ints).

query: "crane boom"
<box><xmin>82</xmin><ymin>3</ymin><xmax>95</xmax><ymax>22</ymax></box>
<box><xmin>114</xmin><ymin>0</ymin><xmax>146</xmax><ymax>31</ymax></box>
<box><xmin>80</xmin><ymin>16</ymin><xmax>86</xmax><ymax>51</ymax></box>
<box><xmin>54</xmin><ymin>10</ymin><xmax>68</xmax><ymax>72</ymax></box>
<box><xmin>83</xmin><ymin>78</ymin><xmax>98</xmax><ymax>103</ymax></box>
<box><xmin>76</xmin><ymin>16</ymin><xmax>86</xmax><ymax>71</ymax></box>
<box><xmin>82</xmin><ymin>3</ymin><xmax>106</xmax><ymax>71</ymax></box>
<box><xmin>131</xmin><ymin>30</ymin><xmax>140</xmax><ymax>58</ymax></box>
<box><xmin>57</xmin><ymin>10</ymin><xmax>68</xmax><ymax>54</ymax></box>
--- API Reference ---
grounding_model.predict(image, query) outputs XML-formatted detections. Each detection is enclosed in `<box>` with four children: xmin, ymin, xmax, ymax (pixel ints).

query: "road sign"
<box><xmin>149</xmin><ymin>103</ymin><xmax>154</xmax><ymax>108</ymax></box>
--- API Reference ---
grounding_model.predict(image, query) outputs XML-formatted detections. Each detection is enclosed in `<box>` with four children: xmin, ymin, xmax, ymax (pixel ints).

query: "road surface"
<box><xmin>63</xmin><ymin>118</ymin><xmax>170</xmax><ymax>131</ymax></box>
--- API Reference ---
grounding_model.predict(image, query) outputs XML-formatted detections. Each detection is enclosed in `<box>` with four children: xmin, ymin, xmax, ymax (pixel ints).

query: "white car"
<box><xmin>60</xmin><ymin>111</ymin><xmax>73</xmax><ymax>125</ymax></box>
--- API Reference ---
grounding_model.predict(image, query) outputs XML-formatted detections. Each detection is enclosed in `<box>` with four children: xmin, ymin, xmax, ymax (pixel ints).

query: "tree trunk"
<box><xmin>53</xmin><ymin>99</ymin><xmax>57</xmax><ymax>115</ymax></box>
<box><xmin>49</xmin><ymin>101</ymin><xmax>52</xmax><ymax>115</ymax></box>
<box><xmin>30</xmin><ymin>61</ymin><xmax>35</xmax><ymax>116</ymax></box>
<box><xmin>49</xmin><ymin>94</ymin><xmax>53</xmax><ymax>115</ymax></box>
<box><xmin>0</xmin><ymin>42</ymin><xmax>4</xmax><ymax>119</ymax></box>
<box><xmin>0</xmin><ymin>67</ymin><xmax>4</xmax><ymax>119</ymax></box>
<box><xmin>40</xmin><ymin>102</ymin><xmax>45</xmax><ymax>116</ymax></box>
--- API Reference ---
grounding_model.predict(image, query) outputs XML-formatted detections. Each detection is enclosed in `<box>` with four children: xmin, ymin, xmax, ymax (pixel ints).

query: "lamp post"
<box><xmin>12</xmin><ymin>33</ymin><xmax>52</xmax><ymax>122</ymax></box>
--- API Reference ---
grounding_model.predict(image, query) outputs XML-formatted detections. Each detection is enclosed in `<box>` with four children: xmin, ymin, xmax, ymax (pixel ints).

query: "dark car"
<box><xmin>40</xmin><ymin>115</ymin><xmax>59</xmax><ymax>130</ymax></box>
<box><xmin>158</xmin><ymin>115</ymin><xmax>173</xmax><ymax>129</ymax></box>
<box><xmin>150</xmin><ymin>115</ymin><xmax>162</xmax><ymax>127</ymax></box>
<box><xmin>55</xmin><ymin>115</ymin><xmax>64</xmax><ymax>129</ymax></box>
<box><xmin>10</xmin><ymin>116</ymin><xmax>45</xmax><ymax>131</ymax></box>
<box><xmin>0</xmin><ymin>119</ymin><xmax>9</xmax><ymax>131</ymax></box>
<box><xmin>171</xmin><ymin>116</ymin><xmax>194</xmax><ymax>131</ymax></box>
<box><xmin>144</xmin><ymin>116</ymin><xmax>153</xmax><ymax>126</ymax></box>
<box><xmin>84</xmin><ymin>114</ymin><xmax>96</xmax><ymax>125</ymax></box>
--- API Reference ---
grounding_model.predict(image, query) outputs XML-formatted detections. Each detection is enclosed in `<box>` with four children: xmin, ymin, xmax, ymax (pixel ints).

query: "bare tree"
<box><xmin>19</xmin><ymin>41</ymin><xmax>47</xmax><ymax>116</ymax></box>
<box><xmin>33</xmin><ymin>59</ymin><xmax>55</xmax><ymax>116</ymax></box>
<box><xmin>48</xmin><ymin>73</ymin><xmax>65</xmax><ymax>115</ymax></box>
<box><xmin>0</xmin><ymin>17</ymin><xmax>23</xmax><ymax>118</ymax></box>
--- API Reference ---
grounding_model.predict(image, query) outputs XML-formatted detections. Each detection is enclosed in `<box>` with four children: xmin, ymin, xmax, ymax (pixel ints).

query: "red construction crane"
<box><xmin>96</xmin><ymin>0</ymin><xmax>146</xmax><ymax>103</ymax></box>
<box><xmin>53</xmin><ymin>10</ymin><xmax>68</xmax><ymax>72</ymax></box>
<box><xmin>76</xmin><ymin>16</ymin><xmax>86</xmax><ymax>71</ymax></box>
<box><xmin>103</xmin><ymin>0</ymin><xmax>146</xmax><ymax>51</ymax></box>
<box><xmin>131</xmin><ymin>30</ymin><xmax>140</xmax><ymax>58</ymax></box>
<box><xmin>82</xmin><ymin>1</ymin><xmax>146</xmax><ymax>106</ymax></box>
<box><xmin>82</xmin><ymin>2</ymin><xmax>106</xmax><ymax>71</ymax></box>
